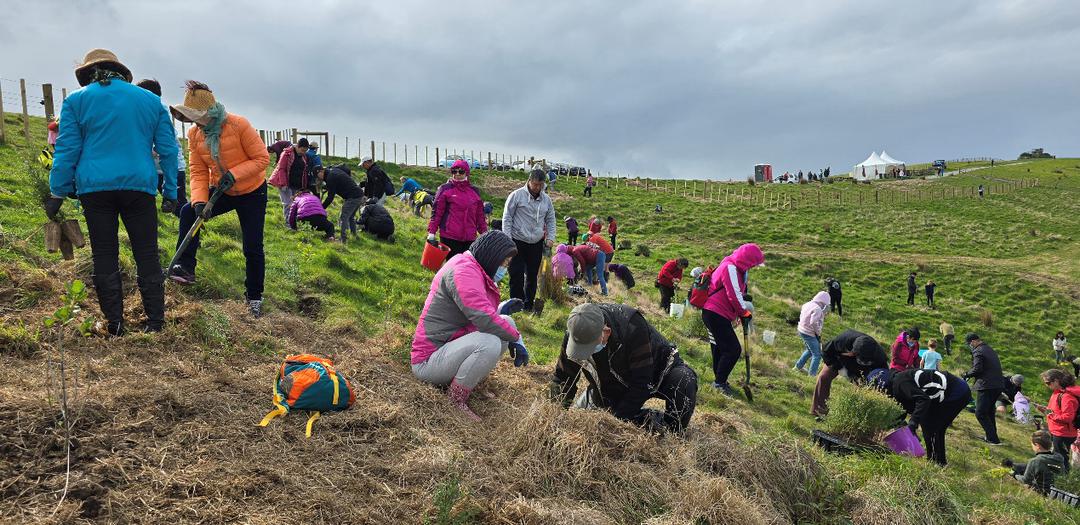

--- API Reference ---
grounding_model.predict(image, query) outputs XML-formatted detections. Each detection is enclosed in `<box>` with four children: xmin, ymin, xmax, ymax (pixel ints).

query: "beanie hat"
<box><xmin>297</xmin><ymin>137</ymin><xmax>310</xmax><ymax>148</ymax></box>
<box><xmin>853</xmin><ymin>335</ymin><xmax>881</xmax><ymax>365</ymax></box>
<box><xmin>469</xmin><ymin>230</ymin><xmax>517</xmax><ymax>278</ymax></box>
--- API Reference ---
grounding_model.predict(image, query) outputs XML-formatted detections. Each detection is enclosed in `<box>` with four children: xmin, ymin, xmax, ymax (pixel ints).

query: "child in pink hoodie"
<box><xmin>793</xmin><ymin>291</ymin><xmax>831</xmax><ymax>376</ymax></box>
<box><xmin>551</xmin><ymin>244</ymin><xmax>576</xmax><ymax>282</ymax></box>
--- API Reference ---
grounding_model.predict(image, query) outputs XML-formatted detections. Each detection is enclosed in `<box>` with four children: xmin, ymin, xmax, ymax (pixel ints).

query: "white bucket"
<box><xmin>763</xmin><ymin>330</ymin><xmax>777</xmax><ymax>346</ymax></box>
<box><xmin>669</xmin><ymin>302</ymin><xmax>685</xmax><ymax>319</ymax></box>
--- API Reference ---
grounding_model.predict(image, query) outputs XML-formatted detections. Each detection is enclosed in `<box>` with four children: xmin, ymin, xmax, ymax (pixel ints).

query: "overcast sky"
<box><xmin>4</xmin><ymin>0</ymin><xmax>1078</xmax><ymax>179</ymax></box>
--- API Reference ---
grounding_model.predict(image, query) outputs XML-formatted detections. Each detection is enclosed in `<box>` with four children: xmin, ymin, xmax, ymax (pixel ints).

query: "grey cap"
<box><xmin>964</xmin><ymin>332</ymin><xmax>981</xmax><ymax>344</ymax></box>
<box><xmin>1011</xmin><ymin>374</ymin><xmax>1024</xmax><ymax>386</ymax></box>
<box><xmin>566</xmin><ymin>303</ymin><xmax>605</xmax><ymax>361</ymax></box>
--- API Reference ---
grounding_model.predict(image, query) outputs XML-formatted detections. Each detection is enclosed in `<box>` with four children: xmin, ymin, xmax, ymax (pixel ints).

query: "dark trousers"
<box><xmin>583</xmin><ymin>186</ymin><xmax>592</xmax><ymax>197</ymax></box>
<box><xmin>442</xmin><ymin>237</ymin><xmax>472</xmax><ymax>258</ymax></box>
<box><xmin>829</xmin><ymin>291</ymin><xmax>842</xmax><ymax>316</ymax></box>
<box><xmin>176</xmin><ymin>183</ymin><xmax>267</xmax><ymax>301</ymax></box>
<box><xmin>702</xmin><ymin>309</ymin><xmax>741</xmax><ymax>386</ymax></box>
<box><xmin>926</xmin><ymin>292</ymin><xmax>935</xmax><ymax>308</ymax></box>
<box><xmin>1053</xmin><ymin>435</ymin><xmax>1076</xmax><ymax>474</ymax></box>
<box><xmin>567</xmin><ymin>230</ymin><xmax>578</xmax><ymax>245</ymax></box>
<box><xmin>659</xmin><ymin>284</ymin><xmax>676</xmax><ymax>311</ymax></box>
<box><xmin>300</xmin><ymin>215</ymin><xmax>335</xmax><ymax>239</ymax></box>
<box><xmin>80</xmin><ymin>190</ymin><xmax>162</xmax><ymax>325</ymax></box>
<box><xmin>655</xmin><ymin>361</ymin><xmax>698</xmax><ymax>432</ymax></box>
<box><xmin>943</xmin><ymin>334</ymin><xmax>954</xmax><ymax>355</ymax></box>
<box><xmin>907</xmin><ymin>288</ymin><xmax>916</xmax><ymax>305</ymax></box>
<box><xmin>509</xmin><ymin>239</ymin><xmax>544</xmax><ymax>309</ymax></box>
<box><xmin>609</xmin><ymin>233</ymin><xmax>617</xmax><ymax>248</ymax></box>
<box><xmin>920</xmin><ymin>395</ymin><xmax>970</xmax><ymax>465</ymax></box>
<box><xmin>975</xmin><ymin>388</ymin><xmax>1003</xmax><ymax>442</ymax></box>
<box><xmin>811</xmin><ymin>364</ymin><xmax>840</xmax><ymax>416</ymax></box>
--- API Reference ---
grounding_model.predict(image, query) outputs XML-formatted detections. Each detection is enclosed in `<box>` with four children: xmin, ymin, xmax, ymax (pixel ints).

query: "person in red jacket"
<box><xmin>890</xmin><ymin>328</ymin><xmax>921</xmax><ymax>371</ymax></box>
<box><xmin>1036</xmin><ymin>369</ymin><xmax>1080</xmax><ymax>474</ymax></box>
<box><xmin>656</xmin><ymin>258</ymin><xmax>688</xmax><ymax>311</ymax></box>
<box><xmin>588</xmin><ymin>215</ymin><xmax>602</xmax><ymax>234</ymax></box>
<box><xmin>569</xmin><ymin>243</ymin><xmax>606</xmax><ymax>295</ymax></box>
<box><xmin>607</xmin><ymin>216</ymin><xmax>618</xmax><ymax>247</ymax></box>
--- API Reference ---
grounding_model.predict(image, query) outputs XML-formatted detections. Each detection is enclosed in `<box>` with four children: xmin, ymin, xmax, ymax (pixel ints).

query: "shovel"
<box><xmin>165</xmin><ymin>172</ymin><xmax>236</xmax><ymax>275</ymax></box>
<box><xmin>741</xmin><ymin>316</ymin><xmax>754</xmax><ymax>403</ymax></box>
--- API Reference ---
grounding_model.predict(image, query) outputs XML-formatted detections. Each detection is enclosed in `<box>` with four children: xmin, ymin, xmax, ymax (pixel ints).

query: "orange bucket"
<box><xmin>421</xmin><ymin>241</ymin><xmax>451</xmax><ymax>272</ymax></box>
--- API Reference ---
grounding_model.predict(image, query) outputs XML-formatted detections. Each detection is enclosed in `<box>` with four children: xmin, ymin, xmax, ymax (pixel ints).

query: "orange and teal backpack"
<box><xmin>258</xmin><ymin>354</ymin><xmax>356</xmax><ymax>437</ymax></box>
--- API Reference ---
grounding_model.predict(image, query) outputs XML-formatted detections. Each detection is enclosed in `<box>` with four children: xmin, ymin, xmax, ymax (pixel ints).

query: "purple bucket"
<box><xmin>883</xmin><ymin>426</ymin><xmax>926</xmax><ymax>457</ymax></box>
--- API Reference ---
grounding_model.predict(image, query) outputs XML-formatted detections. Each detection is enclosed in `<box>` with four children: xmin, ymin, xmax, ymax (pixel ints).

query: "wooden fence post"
<box><xmin>382</xmin><ymin>142</ymin><xmax>386</xmax><ymax>162</ymax></box>
<box><xmin>291</xmin><ymin>128</ymin><xmax>297</xmax><ymax>142</ymax></box>
<box><xmin>436</xmin><ymin>147</ymin><xmax>440</xmax><ymax>168</ymax></box>
<box><xmin>20</xmin><ymin>79</ymin><xmax>31</xmax><ymax>144</ymax></box>
<box><xmin>371</xmin><ymin>140</ymin><xmax>376</xmax><ymax>161</ymax></box>
<box><xmin>42</xmin><ymin>84</ymin><xmax>55</xmax><ymax>122</ymax></box>
<box><xmin>62</xmin><ymin>88</ymin><xmax>68</xmax><ymax>100</ymax></box>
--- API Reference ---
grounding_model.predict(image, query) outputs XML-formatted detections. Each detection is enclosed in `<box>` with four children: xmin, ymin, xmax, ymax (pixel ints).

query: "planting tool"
<box><xmin>741</xmin><ymin>316</ymin><xmax>754</xmax><ymax>403</ymax></box>
<box><xmin>165</xmin><ymin>172</ymin><xmax>235</xmax><ymax>276</ymax></box>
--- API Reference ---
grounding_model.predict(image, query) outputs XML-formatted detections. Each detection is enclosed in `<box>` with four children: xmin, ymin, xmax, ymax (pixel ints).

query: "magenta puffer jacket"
<box><xmin>288</xmin><ymin>192</ymin><xmax>326</xmax><ymax>228</ymax></box>
<box><xmin>703</xmin><ymin>243</ymin><xmax>765</xmax><ymax>321</ymax></box>
<box><xmin>427</xmin><ymin>161</ymin><xmax>487</xmax><ymax>242</ymax></box>
<box><xmin>411</xmin><ymin>251</ymin><xmax>520</xmax><ymax>364</ymax></box>
<box><xmin>552</xmin><ymin>244</ymin><xmax>576</xmax><ymax>279</ymax></box>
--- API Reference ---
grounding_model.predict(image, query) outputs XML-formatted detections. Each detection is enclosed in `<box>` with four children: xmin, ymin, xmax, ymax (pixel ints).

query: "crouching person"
<box><xmin>287</xmin><ymin>191</ymin><xmax>335</xmax><ymax>240</ymax></box>
<box><xmin>1005</xmin><ymin>431</ymin><xmax>1064</xmax><ymax>495</ymax></box>
<box><xmin>870</xmin><ymin>367</ymin><xmax>971</xmax><ymax>466</ymax></box>
<box><xmin>549</xmin><ymin>303</ymin><xmax>698</xmax><ymax>433</ymax></box>
<box><xmin>411</xmin><ymin>231</ymin><xmax>527</xmax><ymax>422</ymax></box>
<box><xmin>358</xmin><ymin>198</ymin><xmax>395</xmax><ymax>240</ymax></box>
<box><xmin>811</xmin><ymin>329</ymin><xmax>888</xmax><ymax>418</ymax></box>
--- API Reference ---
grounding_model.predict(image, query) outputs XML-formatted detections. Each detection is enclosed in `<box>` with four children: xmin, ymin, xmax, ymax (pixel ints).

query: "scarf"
<box><xmin>200</xmin><ymin>103</ymin><xmax>227</xmax><ymax>161</ymax></box>
<box><xmin>91</xmin><ymin>68</ymin><xmax>125</xmax><ymax>86</ymax></box>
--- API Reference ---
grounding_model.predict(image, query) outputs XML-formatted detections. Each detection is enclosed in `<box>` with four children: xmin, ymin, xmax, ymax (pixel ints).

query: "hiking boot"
<box><xmin>983</xmin><ymin>438</ymin><xmax>1003</xmax><ymax>446</ymax></box>
<box><xmin>92</xmin><ymin>271</ymin><xmax>124</xmax><ymax>334</ymax></box>
<box><xmin>247</xmin><ymin>299</ymin><xmax>263</xmax><ymax>319</ymax></box>
<box><xmin>447</xmin><ymin>380</ymin><xmax>481</xmax><ymax>422</ymax></box>
<box><xmin>93</xmin><ymin>320</ymin><xmax>125</xmax><ymax>337</ymax></box>
<box><xmin>167</xmin><ymin>265</ymin><xmax>196</xmax><ymax>285</ymax></box>
<box><xmin>711</xmin><ymin>382</ymin><xmax>736</xmax><ymax>397</ymax></box>
<box><xmin>137</xmin><ymin>273</ymin><xmax>166</xmax><ymax>333</ymax></box>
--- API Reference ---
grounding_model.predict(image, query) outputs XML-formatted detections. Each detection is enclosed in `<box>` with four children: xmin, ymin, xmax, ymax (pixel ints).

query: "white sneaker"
<box><xmin>247</xmin><ymin>299</ymin><xmax>263</xmax><ymax>318</ymax></box>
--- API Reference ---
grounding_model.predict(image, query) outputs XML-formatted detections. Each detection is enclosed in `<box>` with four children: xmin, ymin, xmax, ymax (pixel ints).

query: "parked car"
<box><xmin>441</xmin><ymin>155</ymin><xmax>483</xmax><ymax>170</ymax></box>
<box><xmin>568</xmin><ymin>166</ymin><xmax>587</xmax><ymax>176</ymax></box>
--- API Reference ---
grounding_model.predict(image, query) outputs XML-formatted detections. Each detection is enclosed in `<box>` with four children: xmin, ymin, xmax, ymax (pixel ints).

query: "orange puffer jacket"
<box><xmin>187</xmin><ymin>113</ymin><xmax>269</xmax><ymax>204</ymax></box>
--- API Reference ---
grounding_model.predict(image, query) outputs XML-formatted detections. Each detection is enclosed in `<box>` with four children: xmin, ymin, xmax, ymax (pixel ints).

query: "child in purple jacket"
<box><xmin>288</xmin><ymin>191</ymin><xmax>335</xmax><ymax>240</ymax></box>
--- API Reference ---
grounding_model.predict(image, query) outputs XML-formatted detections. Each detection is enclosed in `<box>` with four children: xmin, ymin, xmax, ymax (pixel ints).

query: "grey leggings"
<box><xmin>412</xmin><ymin>315</ymin><xmax>518</xmax><ymax>389</ymax></box>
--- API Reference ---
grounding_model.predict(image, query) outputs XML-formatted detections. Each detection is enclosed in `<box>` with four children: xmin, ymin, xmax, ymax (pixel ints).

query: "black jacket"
<box><xmin>365</xmin><ymin>164</ymin><xmax>391</xmax><ymax>199</ymax></box>
<box><xmin>907</xmin><ymin>275</ymin><xmax>917</xmax><ymax>292</ymax></box>
<box><xmin>821</xmin><ymin>329</ymin><xmax>887</xmax><ymax>380</ymax></box>
<box><xmin>321</xmin><ymin>167</ymin><xmax>363</xmax><ymax>208</ymax></box>
<box><xmin>827</xmin><ymin>279</ymin><xmax>841</xmax><ymax>296</ymax></box>
<box><xmin>553</xmin><ymin>304</ymin><xmax>675</xmax><ymax>424</ymax></box>
<box><xmin>359</xmin><ymin>203</ymin><xmax>394</xmax><ymax>237</ymax></box>
<box><xmin>889</xmin><ymin>369</ymin><xmax>971</xmax><ymax>428</ymax></box>
<box><xmin>288</xmin><ymin>150</ymin><xmax>313</xmax><ymax>191</ymax></box>
<box><xmin>963</xmin><ymin>343</ymin><xmax>1005</xmax><ymax>390</ymax></box>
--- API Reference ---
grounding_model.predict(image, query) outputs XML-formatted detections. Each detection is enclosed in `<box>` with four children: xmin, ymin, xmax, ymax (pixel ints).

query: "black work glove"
<box><xmin>44</xmin><ymin>196</ymin><xmax>64</xmax><ymax>221</ymax></box>
<box><xmin>193</xmin><ymin>202</ymin><xmax>207</xmax><ymax>219</ymax></box>
<box><xmin>161</xmin><ymin>199</ymin><xmax>177</xmax><ymax>215</ymax></box>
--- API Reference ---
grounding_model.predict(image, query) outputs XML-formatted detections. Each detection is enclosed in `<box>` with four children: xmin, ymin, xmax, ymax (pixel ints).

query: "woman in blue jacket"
<box><xmin>47</xmin><ymin>49</ymin><xmax>178</xmax><ymax>336</ymax></box>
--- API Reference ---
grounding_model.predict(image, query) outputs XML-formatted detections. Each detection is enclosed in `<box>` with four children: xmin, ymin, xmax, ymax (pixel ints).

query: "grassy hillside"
<box><xmin>1</xmin><ymin>111</ymin><xmax>1079</xmax><ymax>523</ymax></box>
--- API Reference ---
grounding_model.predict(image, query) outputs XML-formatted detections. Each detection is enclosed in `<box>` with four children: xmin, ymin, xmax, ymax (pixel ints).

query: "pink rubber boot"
<box><xmin>448</xmin><ymin>380</ymin><xmax>482</xmax><ymax>422</ymax></box>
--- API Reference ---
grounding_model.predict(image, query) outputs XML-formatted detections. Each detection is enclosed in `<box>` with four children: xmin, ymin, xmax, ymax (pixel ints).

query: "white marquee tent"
<box><xmin>879</xmin><ymin>150</ymin><xmax>905</xmax><ymax>167</ymax></box>
<box><xmin>852</xmin><ymin>152</ymin><xmax>888</xmax><ymax>181</ymax></box>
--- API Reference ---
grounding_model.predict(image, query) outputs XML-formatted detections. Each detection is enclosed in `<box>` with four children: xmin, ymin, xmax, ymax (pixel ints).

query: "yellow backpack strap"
<box><xmin>258</xmin><ymin>385</ymin><xmax>288</xmax><ymax>427</ymax></box>
<box><xmin>330</xmin><ymin>370</ymin><xmax>340</xmax><ymax>406</ymax></box>
<box><xmin>305</xmin><ymin>412</ymin><xmax>321</xmax><ymax>438</ymax></box>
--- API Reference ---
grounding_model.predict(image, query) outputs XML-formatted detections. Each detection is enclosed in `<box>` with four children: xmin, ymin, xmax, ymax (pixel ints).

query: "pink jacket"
<box><xmin>552</xmin><ymin>244</ymin><xmax>576</xmax><ymax>279</ymax></box>
<box><xmin>288</xmin><ymin>192</ymin><xmax>326</xmax><ymax>229</ymax></box>
<box><xmin>797</xmin><ymin>291</ymin><xmax>830</xmax><ymax>337</ymax></box>
<box><xmin>411</xmin><ymin>252</ymin><xmax>520</xmax><ymax>364</ymax></box>
<box><xmin>703</xmin><ymin>243</ymin><xmax>764</xmax><ymax>321</ymax></box>
<box><xmin>269</xmin><ymin>146</ymin><xmax>304</xmax><ymax>189</ymax></box>
<box><xmin>889</xmin><ymin>331</ymin><xmax>920</xmax><ymax>371</ymax></box>
<box><xmin>427</xmin><ymin>161</ymin><xmax>487</xmax><ymax>242</ymax></box>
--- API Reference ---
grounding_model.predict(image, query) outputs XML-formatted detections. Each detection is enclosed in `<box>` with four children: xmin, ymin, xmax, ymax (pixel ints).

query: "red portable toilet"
<box><xmin>754</xmin><ymin>164</ymin><xmax>773</xmax><ymax>183</ymax></box>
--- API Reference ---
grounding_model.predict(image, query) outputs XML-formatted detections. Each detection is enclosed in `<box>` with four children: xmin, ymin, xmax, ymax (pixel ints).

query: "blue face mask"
<box><xmin>594</xmin><ymin>342</ymin><xmax>605</xmax><ymax>354</ymax></box>
<box><xmin>493</xmin><ymin>266</ymin><xmax>508</xmax><ymax>283</ymax></box>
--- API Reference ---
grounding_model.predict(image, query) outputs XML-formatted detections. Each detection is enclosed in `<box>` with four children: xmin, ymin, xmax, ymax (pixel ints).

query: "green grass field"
<box><xmin>2</xmin><ymin>111</ymin><xmax>1079</xmax><ymax>523</ymax></box>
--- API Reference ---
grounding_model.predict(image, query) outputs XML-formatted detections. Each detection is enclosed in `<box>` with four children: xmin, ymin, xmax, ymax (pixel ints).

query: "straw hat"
<box><xmin>74</xmin><ymin>49</ymin><xmax>132</xmax><ymax>87</ymax></box>
<box><xmin>170</xmin><ymin>80</ymin><xmax>217</xmax><ymax>123</ymax></box>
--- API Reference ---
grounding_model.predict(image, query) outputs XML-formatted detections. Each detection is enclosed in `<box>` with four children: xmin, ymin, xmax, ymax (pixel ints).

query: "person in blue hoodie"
<box><xmin>47</xmin><ymin>49</ymin><xmax>178</xmax><ymax>336</ymax></box>
<box><xmin>306</xmin><ymin>142</ymin><xmax>323</xmax><ymax>170</ymax></box>
<box><xmin>395</xmin><ymin>176</ymin><xmax>421</xmax><ymax>202</ymax></box>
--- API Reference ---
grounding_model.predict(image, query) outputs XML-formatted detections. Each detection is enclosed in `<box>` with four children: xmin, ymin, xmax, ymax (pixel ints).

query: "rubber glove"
<box><xmin>161</xmin><ymin>199</ymin><xmax>177</xmax><ymax>214</ymax></box>
<box><xmin>44</xmin><ymin>196</ymin><xmax>64</xmax><ymax>220</ymax></box>
<box><xmin>508</xmin><ymin>341</ymin><xmax>529</xmax><ymax>367</ymax></box>
<box><xmin>498</xmin><ymin>298</ymin><xmax>524</xmax><ymax>315</ymax></box>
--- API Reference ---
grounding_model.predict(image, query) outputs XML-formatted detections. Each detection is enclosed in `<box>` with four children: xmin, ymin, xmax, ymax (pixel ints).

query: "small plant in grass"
<box><xmin>42</xmin><ymin>280</ymin><xmax>94</xmax><ymax>515</ymax></box>
<box><xmin>537</xmin><ymin>262</ymin><xmax>568</xmax><ymax>306</ymax></box>
<box><xmin>424</xmin><ymin>473</ymin><xmax>481</xmax><ymax>525</ymax></box>
<box><xmin>980</xmin><ymin>308</ymin><xmax>993</xmax><ymax>327</ymax></box>
<box><xmin>635</xmin><ymin>244</ymin><xmax>651</xmax><ymax>257</ymax></box>
<box><xmin>617</xmin><ymin>239</ymin><xmax>632</xmax><ymax>250</ymax></box>
<box><xmin>823</xmin><ymin>383</ymin><xmax>905</xmax><ymax>445</ymax></box>
<box><xmin>746</xmin><ymin>176</ymin><xmax>755</xmax><ymax>186</ymax></box>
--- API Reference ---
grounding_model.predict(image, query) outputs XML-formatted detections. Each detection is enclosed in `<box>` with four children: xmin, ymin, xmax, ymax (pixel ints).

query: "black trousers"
<box><xmin>80</xmin><ymin>190</ymin><xmax>162</xmax><ymax>323</ymax></box>
<box><xmin>907</xmin><ymin>288</ymin><xmax>916</xmax><ymax>305</ymax></box>
<box><xmin>300</xmin><ymin>215</ymin><xmax>335</xmax><ymax>239</ymax></box>
<box><xmin>975</xmin><ymin>388</ymin><xmax>1003</xmax><ymax>443</ymax></box>
<box><xmin>655</xmin><ymin>361</ymin><xmax>698</xmax><ymax>432</ymax></box>
<box><xmin>919</xmin><ymin>395</ymin><xmax>970</xmax><ymax>465</ymax></box>
<box><xmin>567</xmin><ymin>230</ymin><xmax>578</xmax><ymax>245</ymax></box>
<box><xmin>176</xmin><ymin>183</ymin><xmax>267</xmax><ymax>301</ymax></box>
<box><xmin>583</xmin><ymin>186</ymin><xmax>592</xmax><ymax>197</ymax></box>
<box><xmin>609</xmin><ymin>233</ymin><xmax>617</xmax><ymax>247</ymax></box>
<box><xmin>442</xmin><ymin>237</ymin><xmax>472</xmax><ymax>258</ymax></box>
<box><xmin>509</xmin><ymin>239</ymin><xmax>544</xmax><ymax>309</ymax></box>
<box><xmin>659</xmin><ymin>284</ymin><xmax>676</xmax><ymax>311</ymax></box>
<box><xmin>1053</xmin><ymin>435</ymin><xmax>1076</xmax><ymax>474</ymax></box>
<box><xmin>942</xmin><ymin>334</ymin><xmax>954</xmax><ymax>355</ymax></box>
<box><xmin>702</xmin><ymin>309</ymin><xmax>741</xmax><ymax>386</ymax></box>
<box><xmin>926</xmin><ymin>291</ymin><xmax>935</xmax><ymax>308</ymax></box>
<box><xmin>829</xmin><ymin>291</ymin><xmax>842</xmax><ymax>316</ymax></box>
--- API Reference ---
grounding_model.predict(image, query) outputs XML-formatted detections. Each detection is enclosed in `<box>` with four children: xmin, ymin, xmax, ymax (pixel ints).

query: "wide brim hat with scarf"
<box><xmin>74</xmin><ymin>49</ymin><xmax>132</xmax><ymax>87</ymax></box>
<box><xmin>170</xmin><ymin>80</ymin><xmax>217</xmax><ymax>123</ymax></box>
